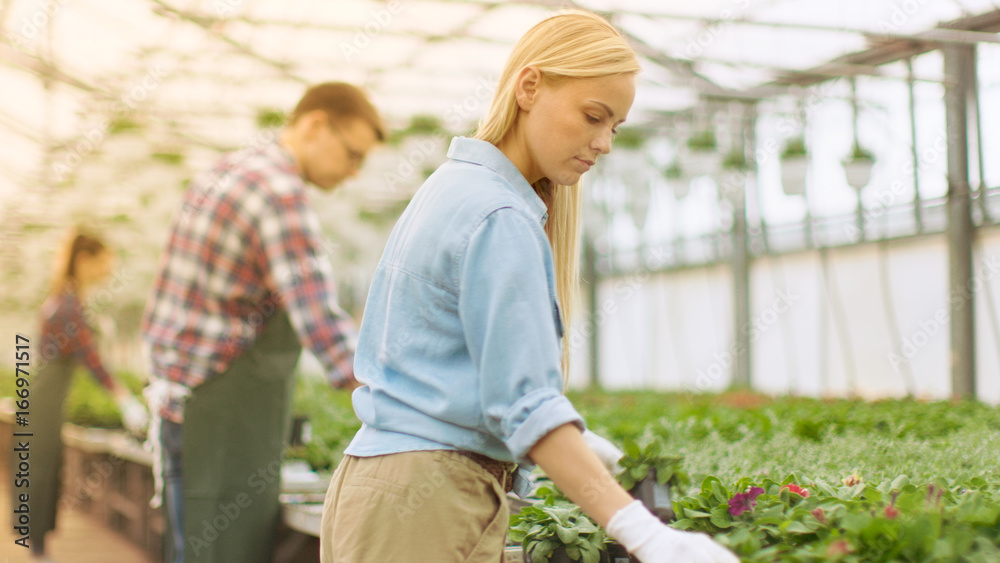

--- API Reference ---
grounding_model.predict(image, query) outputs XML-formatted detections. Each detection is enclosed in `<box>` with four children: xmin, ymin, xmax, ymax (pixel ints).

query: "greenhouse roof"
<box><xmin>3</xmin><ymin>0</ymin><xmax>999</xmax><ymax>195</ymax></box>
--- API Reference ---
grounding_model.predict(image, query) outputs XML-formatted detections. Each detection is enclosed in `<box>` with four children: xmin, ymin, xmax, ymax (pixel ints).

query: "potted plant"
<box><xmin>616</xmin><ymin>438</ymin><xmax>690</xmax><ymax>523</ymax></box>
<box><xmin>842</xmin><ymin>143</ymin><xmax>875</xmax><ymax>189</ymax></box>
<box><xmin>780</xmin><ymin>137</ymin><xmax>808</xmax><ymax>196</ymax></box>
<box><xmin>684</xmin><ymin>130</ymin><xmax>721</xmax><ymax>178</ymax></box>
<box><xmin>663</xmin><ymin>162</ymin><xmax>691</xmax><ymax>199</ymax></box>
<box><xmin>721</xmin><ymin>149</ymin><xmax>748</xmax><ymax>172</ymax></box>
<box><xmin>510</xmin><ymin>499</ymin><xmax>610</xmax><ymax>563</ymax></box>
<box><xmin>613</xmin><ymin>128</ymin><xmax>647</xmax><ymax>151</ymax></box>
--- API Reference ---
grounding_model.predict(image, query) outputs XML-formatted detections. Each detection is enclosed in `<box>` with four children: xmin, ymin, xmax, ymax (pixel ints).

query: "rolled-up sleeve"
<box><xmin>458</xmin><ymin>208</ymin><xmax>584</xmax><ymax>464</ymax></box>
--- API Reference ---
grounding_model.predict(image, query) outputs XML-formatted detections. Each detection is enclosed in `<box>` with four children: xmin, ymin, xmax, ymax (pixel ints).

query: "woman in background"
<box><xmin>17</xmin><ymin>228</ymin><xmax>147</xmax><ymax>562</ymax></box>
<box><xmin>321</xmin><ymin>10</ymin><xmax>737</xmax><ymax>563</ymax></box>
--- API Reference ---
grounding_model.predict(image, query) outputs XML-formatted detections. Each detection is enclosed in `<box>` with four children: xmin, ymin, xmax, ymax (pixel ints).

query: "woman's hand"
<box><xmin>529</xmin><ymin>424</ymin><xmax>738</xmax><ymax>563</ymax></box>
<box><xmin>116</xmin><ymin>394</ymin><xmax>150</xmax><ymax>435</ymax></box>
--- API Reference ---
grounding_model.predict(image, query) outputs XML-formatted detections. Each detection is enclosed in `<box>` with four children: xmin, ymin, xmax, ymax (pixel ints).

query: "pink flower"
<box><xmin>884</xmin><ymin>505</ymin><xmax>899</xmax><ymax>519</ymax></box>
<box><xmin>728</xmin><ymin>487</ymin><xmax>765</xmax><ymax>516</ymax></box>
<box><xmin>811</xmin><ymin>507</ymin><xmax>828</xmax><ymax>525</ymax></box>
<box><xmin>782</xmin><ymin>484</ymin><xmax>810</xmax><ymax>498</ymax></box>
<box><xmin>826</xmin><ymin>540</ymin><xmax>854</xmax><ymax>557</ymax></box>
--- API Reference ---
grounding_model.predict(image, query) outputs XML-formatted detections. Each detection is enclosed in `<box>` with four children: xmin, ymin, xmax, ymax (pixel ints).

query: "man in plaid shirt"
<box><xmin>142</xmin><ymin>82</ymin><xmax>383</xmax><ymax>563</ymax></box>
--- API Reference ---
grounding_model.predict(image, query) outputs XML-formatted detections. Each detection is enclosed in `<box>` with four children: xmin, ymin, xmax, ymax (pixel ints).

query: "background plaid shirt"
<box><xmin>142</xmin><ymin>141</ymin><xmax>357</xmax><ymax>422</ymax></box>
<box><xmin>40</xmin><ymin>284</ymin><xmax>116</xmax><ymax>390</ymax></box>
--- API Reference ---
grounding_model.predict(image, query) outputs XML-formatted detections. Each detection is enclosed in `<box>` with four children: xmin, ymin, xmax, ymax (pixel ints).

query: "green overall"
<box><xmin>175</xmin><ymin>310</ymin><xmax>302</xmax><ymax>563</ymax></box>
<box><xmin>15</xmin><ymin>357</ymin><xmax>75</xmax><ymax>553</ymax></box>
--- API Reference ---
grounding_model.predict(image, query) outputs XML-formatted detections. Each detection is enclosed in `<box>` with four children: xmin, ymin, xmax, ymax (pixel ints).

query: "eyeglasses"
<box><xmin>329</xmin><ymin>124</ymin><xmax>367</xmax><ymax>166</ymax></box>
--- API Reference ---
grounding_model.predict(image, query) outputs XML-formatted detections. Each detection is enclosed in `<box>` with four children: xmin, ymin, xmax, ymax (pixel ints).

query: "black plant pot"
<box><xmin>606</xmin><ymin>541</ymin><xmax>640</xmax><ymax>562</ymax></box>
<box><xmin>628</xmin><ymin>468</ymin><xmax>675</xmax><ymax>523</ymax></box>
<box><xmin>524</xmin><ymin>545</ymin><xmax>611</xmax><ymax>563</ymax></box>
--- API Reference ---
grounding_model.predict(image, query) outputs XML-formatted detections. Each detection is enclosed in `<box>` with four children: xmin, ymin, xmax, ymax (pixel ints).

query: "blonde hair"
<box><xmin>474</xmin><ymin>10</ymin><xmax>640</xmax><ymax>383</ymax></box>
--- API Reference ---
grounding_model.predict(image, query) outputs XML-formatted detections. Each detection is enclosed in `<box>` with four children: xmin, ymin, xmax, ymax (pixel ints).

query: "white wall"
<box><xmin>571</xmin><ymin>227</ymin><xmax>1000</xmax><ymax>405</ymax></box>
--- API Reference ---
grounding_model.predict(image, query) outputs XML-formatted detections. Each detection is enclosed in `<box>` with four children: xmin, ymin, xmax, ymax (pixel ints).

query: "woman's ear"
<box><xmin>514</xmin><ymin>66</ymin><xmax>543</xmax><ymax>111</ymax></box>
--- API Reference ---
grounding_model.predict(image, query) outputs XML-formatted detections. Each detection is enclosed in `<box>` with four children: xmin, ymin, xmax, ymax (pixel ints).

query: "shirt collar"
<box><xmin>264</xmin><ymin>140</ymin><xmax>299</xmax><ymax>176</ymax></box>
<box><xmin>446</xmin><ymin>137</ymin><xmax>548</xmax><ymax>225</ymax></box>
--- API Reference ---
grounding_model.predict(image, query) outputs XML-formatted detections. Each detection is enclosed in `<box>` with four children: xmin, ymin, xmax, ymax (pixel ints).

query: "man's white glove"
<box><xmin>606</xmin><ymin>500</ymin><xmax>739</xmax><ymax>563</ymax></box>
<box><xmin>582</xmin><ymin>429</ymin><xmax>624</xmax><ymax>474</ymax></box>
<box><xmin>117</xmin><ymin>395</ymin><xmax>149</xmax><ymax>435</ymax></box>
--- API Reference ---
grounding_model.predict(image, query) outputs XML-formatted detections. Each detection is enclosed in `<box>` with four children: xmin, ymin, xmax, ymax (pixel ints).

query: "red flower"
<box><xmin>884</xmin><ymin>505</ymin><xmax>900</xmax><ymax>519</ymax></box>
<box><xmin>782</xmin><ymin>484</ymin><xmax>810</xmax><ymax>498</ymax></box>
<box><xmin>728</xmin><ymin>487</ymin><xmax>765</xmax><ymax>516</ymax></box>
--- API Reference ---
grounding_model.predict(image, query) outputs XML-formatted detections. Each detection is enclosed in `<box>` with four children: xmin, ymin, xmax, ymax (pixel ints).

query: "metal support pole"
<box><xmin>906</xmin><ymin>58</ymin><xmax>924</xmax><ymax>233</ymax></box>
<box><xmin>731</xmin><ymin>103</ymin><xmax>754</xmax><ymax>390</ymax></box>
<box><xmin>943</xmin><ymin>44</ymin><xmax>977</xmax><ymax>399</ymax></box>
<box><xmin>967</xmin><ymin>46</ymin><xmax>989</xmax><ymax>224</ymax></box>
<box><xmin>850</xmin><ymin>78</ymin><xmax>865</xmax><ymax>242</ymax></box>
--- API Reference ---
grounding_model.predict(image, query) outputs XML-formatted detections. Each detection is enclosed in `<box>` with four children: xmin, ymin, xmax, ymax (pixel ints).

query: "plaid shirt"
<box><xmin>40</xmin><ymin>284</ymin><xmax>116</xmax><ymax>391</ymax></box>
<box><xmin>142</xmin><ymin>141</ymin><xmax>357</xmax><ymax>422</ymax></box>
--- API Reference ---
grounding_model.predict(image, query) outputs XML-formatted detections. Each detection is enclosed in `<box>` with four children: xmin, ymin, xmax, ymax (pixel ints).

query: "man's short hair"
<box><xmin>289</xmin><ymin>82</ymin><xmax>385</xmax><ymax>142</ymax></box>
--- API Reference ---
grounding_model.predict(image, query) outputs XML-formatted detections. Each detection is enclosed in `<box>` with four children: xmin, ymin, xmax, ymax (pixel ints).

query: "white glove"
<box><xmin>117</xmin><ymin>395</ymin><xmax>149</xmax><ymax>435</ymax></box>
<box><xmin>607</xmin><ymin>500</ymin><xmax>738</xmax><ymax>563</ymax></box>
<box><xmin>582</xmin><ymin>429</ymin><xmax>624</xmax><ymax>473</ymax></box>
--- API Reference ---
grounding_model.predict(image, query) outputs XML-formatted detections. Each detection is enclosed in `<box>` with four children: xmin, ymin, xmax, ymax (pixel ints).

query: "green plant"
<box><xmin>782</xmin><ymin>137</ymin><xmax>807</xmax><ymax>159</ymax></box>
<box><xmin>663</xmin><ymin>162</ymin><xmax>683</xmax><ymax>180</ymax></box>
<box><xmin>509</xmin><ymin>499</ymin><xmax>608</xmax><ymax>563</ymax></box>
<box><xmin>613</xmin><ymin>128</ymin><xmax>646</xmax><ymax>150</ymax></box>
<box><xmin>672</xmin><ymin>473</ymin><xmax>1000</xmax><ymax>562</ymax></box>
<box><xmin>152</xmin><ymin>151</ymin><xmax>185</xmax><ymax>166</ymax></box>
<box><xmin>108</xmin><ymin>117</ymin><xmax>141</xmax><ymax>134</ymax></box>
<box><xmin>846</xmin><ymin>144</ymin><xmax>874</xmax><ymax>162</ymax></box>
<box><xmin>687</xmin><ymin>130</ymin><xmax>717</xmax><ymax>151</ymax></box>
<box><xmin>256</xmin><ymin>108</ymin><xmax>286</xmax><ymax>129</ymax></box>
<box><xmin>405</xmin><ymin>114</ymin><xmax>443</xmax><ymax>136</ymax></box>
<box><xmin>722</xmin><ymin>149</ymin><xmax>749</xmax><ymax>171</ymax></box>
<box><xmin>616</xmin><ymin>437</ymin><xmax>690</xmax><ymax>491</ymax></box>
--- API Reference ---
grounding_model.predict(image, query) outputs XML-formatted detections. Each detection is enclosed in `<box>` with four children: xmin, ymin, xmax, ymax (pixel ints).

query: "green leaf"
<box><xmin>580</xmin><ymin>542</ymin><xmax>601</xmax><ymax>563</ymax></box>
<box><xmin>889</xmin><ymin>474</ymin><xmax>910</xmax><ymax>491</ymax></box>
<box><xmin>623</xmin><ymin>438</ymin><xmax>641</xmax><ymax>459</ymax></box>
<box><xmin>555</xmin><ymin>524</ymin><xmax>579</xmax><ymax>545</ymax></box>
<box><xmin>711</xmin><ymin>480</ymin><xmax>729</xmax><ymax>504</ymax></box>
<box><xmin>783</xmin><ymin>520</ymin><xmax>816</xmax><ymax>534</ymax></box>
<box><xmin>710</xmin><ymin>505</ymin><xmax>734</xmax><ymax>529</ymax></box>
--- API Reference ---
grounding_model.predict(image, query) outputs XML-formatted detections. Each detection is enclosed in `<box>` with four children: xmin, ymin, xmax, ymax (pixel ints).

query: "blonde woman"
<box><xmin>321</xmin><ymin>10</ymin><xmax>737</xmax><ymax>563</ymax></box>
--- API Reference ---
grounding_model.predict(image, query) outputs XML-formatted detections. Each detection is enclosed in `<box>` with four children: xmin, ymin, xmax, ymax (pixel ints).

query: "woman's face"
<box><xmin>75</xmin><ymin>249</ymin><xmax>116</xmax><ymax>287</ymax></box>
<box><xmin>518</xmin><ymin>72</ymin><xmax>636</xmax><ymax>186</ymax></box>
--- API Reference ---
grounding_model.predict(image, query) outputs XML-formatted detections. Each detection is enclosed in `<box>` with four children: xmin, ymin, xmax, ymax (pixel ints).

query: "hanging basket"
<box><xmin>843</xmin><ymin>158</ymin><xmax>874</xmax><ymax>190</ymax></box>
<box><xmin>668</xmin><ymin>177</ymin><xmax>691</xmax><ymax>199</ymax></box>
<box><xmin>781</xmin><ymin>156</ymin><xmax>808</xmax><ymax>196</ymax></box>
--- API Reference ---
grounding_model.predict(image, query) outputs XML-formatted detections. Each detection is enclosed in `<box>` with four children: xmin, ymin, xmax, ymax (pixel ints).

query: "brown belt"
<box><xmin>456</xmin><ymin>450</ymin><xmax>516</xmax><ymax>493</ymax></box>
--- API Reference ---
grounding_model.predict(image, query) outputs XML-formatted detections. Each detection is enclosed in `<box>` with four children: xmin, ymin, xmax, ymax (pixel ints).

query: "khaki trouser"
<box><xmin>320</xmin><ymin>450</ymin><xmax>509</xmax><ymax>562</ymax></box>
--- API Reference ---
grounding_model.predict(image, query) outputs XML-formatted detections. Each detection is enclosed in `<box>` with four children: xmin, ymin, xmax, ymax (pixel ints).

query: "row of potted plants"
<box><xmin>508</xmin><ymin>433</ymin><xmax>1000</xmax><ymax>562</ymax></box>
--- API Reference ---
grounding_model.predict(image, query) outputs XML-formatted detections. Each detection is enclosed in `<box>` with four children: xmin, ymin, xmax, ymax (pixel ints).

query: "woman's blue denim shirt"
<box><xmin>344</xmin><ymin>137</ymin><xmax>584</xmax><ymax>465</ymax></box>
